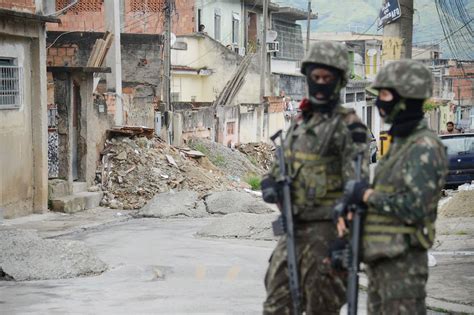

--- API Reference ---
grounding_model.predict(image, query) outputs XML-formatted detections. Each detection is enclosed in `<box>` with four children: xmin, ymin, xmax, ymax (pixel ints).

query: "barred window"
<box><xmin>0</xmin><ymin>58</ymin><xmax>23</xmax><ymax>109</ymax></box>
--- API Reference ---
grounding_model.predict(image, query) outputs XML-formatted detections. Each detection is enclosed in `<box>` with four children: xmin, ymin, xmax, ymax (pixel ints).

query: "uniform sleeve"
<box><xmin>367</xmin><ymin>139</ymin><xmax>447</xmax><ymax>225</ymax></box>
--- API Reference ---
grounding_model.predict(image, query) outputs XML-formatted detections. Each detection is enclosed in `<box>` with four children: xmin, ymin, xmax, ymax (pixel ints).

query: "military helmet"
<box><xmin>370</xmin><ymin>60</ymin><xmax>433</xmax><ymax>99</ymax></box>
<box><xmin>301</xmin><ymin>41</ymin><xmax>350</xmax><ymax>84</ymax></box>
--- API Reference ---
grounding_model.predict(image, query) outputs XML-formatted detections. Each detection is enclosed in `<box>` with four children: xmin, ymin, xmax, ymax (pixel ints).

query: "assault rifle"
<box><xmin>270</xmin><ymin>130</ymin><xmax>301</xmax><ymax>315</ymax></box>
<box><xmin>333</xmin><ymin>151</ymin><xmax>365</xmax><ymax>315</ymax></box>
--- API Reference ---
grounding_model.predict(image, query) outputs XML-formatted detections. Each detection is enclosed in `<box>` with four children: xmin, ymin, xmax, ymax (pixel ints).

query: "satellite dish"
<box><xmin>367</xmin><ymin>48</ymin><xmax>378</xmax><ymax>57</ymax></box>
<box><xmin>171</xmin><ymin>33</ymin><xmax>177</xmax><ymax>46</ymax></box>
<box><xmin>267</xmin><ymin>30</ymin><xmax>278</xmax><ymax>43</ymax></box>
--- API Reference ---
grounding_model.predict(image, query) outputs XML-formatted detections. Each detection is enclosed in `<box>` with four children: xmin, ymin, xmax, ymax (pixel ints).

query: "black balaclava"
<box><xmin>305</xmin><ymin>64</ymin><xmax>343</xmax><ymax>114</ymax></box>
<box><xmin>375</xmin><ymin>89</ymin><xmax>425</xmax><ymax>138</ymax></box>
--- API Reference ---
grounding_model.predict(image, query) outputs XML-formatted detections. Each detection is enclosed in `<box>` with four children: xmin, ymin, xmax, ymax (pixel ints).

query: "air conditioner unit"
<box><xmin>267</xmin><ymin>41</ymin><xmax>279</xmax><ymax>53</ymax></box>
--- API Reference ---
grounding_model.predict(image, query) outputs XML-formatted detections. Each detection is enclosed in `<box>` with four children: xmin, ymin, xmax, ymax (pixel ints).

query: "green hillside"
<box><xmin>274</xmin><ymin>0</ymin><xmax>473</xmax><ymax>59</ymax></box>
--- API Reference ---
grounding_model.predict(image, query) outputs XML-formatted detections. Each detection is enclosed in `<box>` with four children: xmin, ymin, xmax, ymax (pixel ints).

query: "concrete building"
<box><xmin>271</xmin><ymin>7</ymin><xmax>317</xmax><ymax>102</ymax></box>
<box><xmin>171</xmin><ymin>33</ymin><xmax>260</xmax><ymax>105</ymax></box>
<box><xmin>310</xmin><ymin>32</ymin><xmax>385</xmax><ymax>140</ymax></box>
<box><xmin>0</xmin><ymin>1</ymin><xmax>59</xmax><ymax>218</ymax></box>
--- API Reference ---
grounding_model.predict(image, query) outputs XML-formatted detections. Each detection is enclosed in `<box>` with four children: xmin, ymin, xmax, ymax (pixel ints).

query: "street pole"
<box><xmin>105</xmin><ymin>0</ymin><xmax>123</xmax><ymax>126</ymax></box>
<box><xmin>258</xmin><ymin>0</ymin><xmax>268</xmax><ymax>141</ymax></box>
<box><xmin>163</xmin><ymin>0</ymin><xmax>172</xmax><ymax>143</ymax></box>
<box><xmin>457</xmin><ymin>84</ymin><xmax>461</xmax><ymax>127</ymax></box>
<box><xmin>306</xmin><ymin>1</ymin><xmax>311</xmax><ymax>52</ymax></box>
<box><xmin>382</xmin><ymin>0</ymin><xmax>414</xmax><ymax>59</ymax></box>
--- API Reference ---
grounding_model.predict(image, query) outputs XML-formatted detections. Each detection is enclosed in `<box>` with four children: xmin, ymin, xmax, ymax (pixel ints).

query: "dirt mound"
<box><xmin>236</xmin><ymin>142</ymin><xmax>275</xmax><ymax>171</ymax></box>
<box><xmin>97</xmin><ymin>137</ymin><xmax>246</xmax><ymax>209</ymax></box>
<box><xmin>187</xmin><ymin>137</ymin><xmax>264</xmax><ymax>179</ymax></box>
<box><xmin>0</xmin><ymin>229</ymin><xmax>106</xmax><ymax>281</ymax></box>
<box><xmin>439</xmin><ymin>190</ymin><xmax>474</xmax><ymax>218</ymax></box>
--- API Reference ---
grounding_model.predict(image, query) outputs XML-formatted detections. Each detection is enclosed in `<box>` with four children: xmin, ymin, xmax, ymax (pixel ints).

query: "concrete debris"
<box><xmin>439</xmin><ymin>190</ymin><xmax>474</xmax><ymax>218</ymax></box>
<box><xmin>205</xmin><ymin>191</ymin><xmax>275</xmax><ymax>215</ymax></box>
<box><xmin>458</xmin><ymin>182</ymin><xmax>474</xmax><ymax>191</ymax></box>
<box><xmin>188</xmin><ymin>137</ymin><xmax>264</xmax><ymax>179</ymax></box>
<box><xmin>137</xmin><ymin>190</ymin><xmax>208</xmax><ymax>218</ymax></box>
<box><xmin>197</xmin><ymin>212</ymin><xmax>278</xmax><ymax>240</ymax></box>
<box><xmin>97</xmin><ymin>136</ymin><xmax>247</xmax><ymax>210</ymax></box>
<box><xmin>236</xmin><ymin>142</ymin><xmax>275</xmax><ymax>171</ymax></box>
<box><xmin>0</xmin><ymin>229</ymin><xmax>107</xmax><ymax>281</ymax></box>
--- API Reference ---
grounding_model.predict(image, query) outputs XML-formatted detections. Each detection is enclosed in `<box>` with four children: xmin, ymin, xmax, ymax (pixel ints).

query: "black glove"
<box><xmin>261</xmin><ymin>175</ymin><xmax>280</xmax><ymax>204</ymax></box>
<box><xmin>344</xmin><ymin>179</ymin><xmax>369</xmax><ymax>205</ymax></box>
<box><xmin>328</xmin><ymin>239</ymin><xmax>350</xmax><ymax>271</ymax></box>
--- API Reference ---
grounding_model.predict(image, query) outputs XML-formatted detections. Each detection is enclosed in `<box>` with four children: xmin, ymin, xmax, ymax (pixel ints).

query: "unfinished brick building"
<box><xmin>47</xmin><ymin>0</ymin><xmax>195</xmax><ymax>34</ymax></box>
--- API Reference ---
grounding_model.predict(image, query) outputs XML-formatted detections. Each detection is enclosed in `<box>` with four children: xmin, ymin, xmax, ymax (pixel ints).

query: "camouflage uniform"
<box><xmin>363</xmin><ymin>60</ymin><xmax>449</xmax><ymax>315</ymax></box>
<box><xmin>263</xmin><ymin>42</ymin><xmax>368</xmax><ymax>315</ymax></box>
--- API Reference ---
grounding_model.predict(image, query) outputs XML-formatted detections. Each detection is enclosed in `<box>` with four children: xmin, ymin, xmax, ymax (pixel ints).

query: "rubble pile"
<box><xmin>97</xmin><ymin>136</ymin><xmax>245</xmax><ymax>209</ymax></box>
<box><xmin>236</xmin><ymin>142</ymin><xmax>275</xmax><ymax>171</ymax></box>
<box><xmin>0</xmin><ymin>229</ymin><xmax>106</xmax><ymax>281</ymax></box>
<box><xmin>187</xmin><ymin>137</ymin><xmax>265</xmax><ymax>180</ymax></box>
<box><xmin>439</xmin><ymin>189</ymin><xmax>474</xmax><ymax>218</ymax></box>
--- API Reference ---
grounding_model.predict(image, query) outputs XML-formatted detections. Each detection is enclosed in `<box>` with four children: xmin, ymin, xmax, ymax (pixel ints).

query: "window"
<box><xmin>214</xmin><ymin>9</ymin><xmax>221</xmax><ymax>41</ymax></box>
<box><xmin>366</xmin><ymin>106</ymin><xmax>373</xmax><ymax>130</ymax></box>
<box><xmin>227</xmin><ymin>121</ymin><xmax>235</xmax><ymax>135</ymax></box>
<box><xmin>0</xmin><ymin>58</ymin><xmax>23</xmax><ymax>109</ymax></box>
<box><xmin>171</xmin><ymin>92</ymin><xmax>180</xmax><ymax>102</ymax></box>
<box><xmin>356</xmin><ymin>92</ymin><xmax>365</xmax><ymax>102</ymax></box>
<box><xmin>346</xmin><ymin>93</ymin><xmax>355</xmax><ymax>103</ymax></box>
<box><xmin>232</xmin><ymin>13</ymin><xmax>240</xmax><ymax>44</ymax></box>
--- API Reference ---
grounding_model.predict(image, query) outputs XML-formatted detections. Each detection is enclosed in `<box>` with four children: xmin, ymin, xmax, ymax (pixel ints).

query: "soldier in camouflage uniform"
<box><xmin>262</xmin><ymin>41</ymin><xmax>369</xmax><ymax>314</ymax></box>
<box><xmin>338</xmin><ymin>60</ymin><xmax>448</xmax><ymax>314</ymax></box>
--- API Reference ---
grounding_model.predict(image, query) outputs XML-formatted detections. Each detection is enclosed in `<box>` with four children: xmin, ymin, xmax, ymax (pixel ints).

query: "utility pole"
<box><xmin>306</xmin><ymin>1</ymin><xmax>311</xmax><ymax>52</ymax></box>
<box><xmin>382</xmin><ymin>0</ymin><xmax>414</xmax><ymax>59</ymax></box>
<box><xmin>163</xmin><ymin>0</ymin><xmax>173</xmax><ymax>143</ymax></box>
<box><xmin>457</xmin><ymin>84</ymin><xmax>461</xmax><ymax>126</ymax></box>
<box><xmin>258</xmin><ymin>0</ymin><xmax>269</xmax><ymax>141</ymax></box>
<box><xmin>105</xmin><ymin>0</ymin><xmax>123</xmax><ymax>126</ymax></box>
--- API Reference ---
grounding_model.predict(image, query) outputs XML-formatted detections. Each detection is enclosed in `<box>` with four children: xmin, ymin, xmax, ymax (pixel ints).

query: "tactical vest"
<box><xmin>362</xmin><ymin>128</ymin><xmax>440</xmax><ymax>263</ymax></box>
<box><xmin>284</xmin><ymin>109</ymin><xmax>349</xmax><ymax>221</ymax></box>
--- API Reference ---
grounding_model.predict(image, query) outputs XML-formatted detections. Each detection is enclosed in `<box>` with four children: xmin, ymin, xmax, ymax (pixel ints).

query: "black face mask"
<box><xmin>375</xmin><ymin>90</ymin><xmax>400</xmax><ymax>119</ymax></box>
<box><xmin>304</xmin><ymin>64</ymin><xmax>342</xmax><ymax>112</ymax></box>
<box><xmin>307</xmin><ymin>77</ymin><xmax>339</xmax><ymax>103</ymax></box>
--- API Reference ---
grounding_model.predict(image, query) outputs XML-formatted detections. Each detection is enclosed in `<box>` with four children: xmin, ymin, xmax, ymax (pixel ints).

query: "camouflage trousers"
<box><xmin>366</xmin><ymin>249</ymin><xmax>428</xmax><ymax>315</ymax></box>
<box><xmin>263</xmin><ymin>221</ymin><xmax>346</xmax><ymax>315</ymax></box>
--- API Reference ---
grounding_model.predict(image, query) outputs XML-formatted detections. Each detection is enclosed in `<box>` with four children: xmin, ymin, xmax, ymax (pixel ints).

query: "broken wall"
<box><xmin>46</xmin><ymin>32</ymin><xmax>162</xmax><ymax>128</ymax></box>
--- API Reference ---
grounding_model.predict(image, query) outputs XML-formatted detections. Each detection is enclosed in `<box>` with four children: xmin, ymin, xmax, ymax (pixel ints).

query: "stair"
<box><xmin>49</xmin><ymin>180</ymin><xmax>103</xmax><ymax>213</ymax></box>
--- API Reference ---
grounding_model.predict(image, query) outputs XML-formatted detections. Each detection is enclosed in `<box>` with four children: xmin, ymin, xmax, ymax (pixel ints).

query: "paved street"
<box><xmin>0</xmin><ymin>216</ymin><xmax>374</xmax><ymax>314</ymax></box>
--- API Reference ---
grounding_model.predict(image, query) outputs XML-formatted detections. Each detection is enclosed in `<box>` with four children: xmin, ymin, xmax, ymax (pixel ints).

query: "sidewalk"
<box><xmin>0</xmin><ymin>208</ymin><xmax>133</xmax><ymax>238</ymax></box>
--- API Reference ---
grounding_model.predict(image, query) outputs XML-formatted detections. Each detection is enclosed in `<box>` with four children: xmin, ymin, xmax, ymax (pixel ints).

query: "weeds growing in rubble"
<box><xmin>245</xmin><ymin>174</ymin><xmax>262</xmax><ymax>191</ymax></box>
<box><xmin>194</xmin><ymin>144</ymin><xmax>210</xmax><ymax>156</ymax></box>
<box><xmin>213</xmin><ymin>154</ymin><xmax>226</xmax><ymax>167</ymax></box>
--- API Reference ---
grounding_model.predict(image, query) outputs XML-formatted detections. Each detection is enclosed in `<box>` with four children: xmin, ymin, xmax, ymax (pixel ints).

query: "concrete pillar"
<box><xmin>105</xmin><ymin>0</ymin><xmax>124</xmax><ymax>126</ymax></box>
<box><xmin>30</xmin><ymin>26</ymin><xmax>48</xmax><ymax>213</ymax></box>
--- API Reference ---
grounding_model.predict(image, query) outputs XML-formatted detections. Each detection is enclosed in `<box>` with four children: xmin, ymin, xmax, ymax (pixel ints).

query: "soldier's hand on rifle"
<box><xmin>344</xmin><ymin>179</ymin><xmax>370</xmax><ymax>205</ymax></box>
